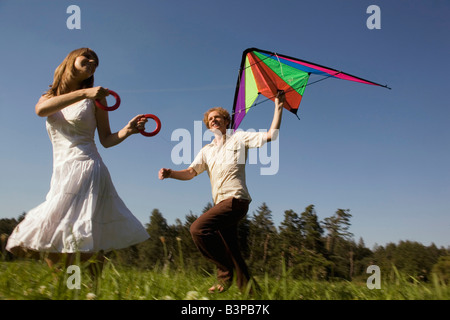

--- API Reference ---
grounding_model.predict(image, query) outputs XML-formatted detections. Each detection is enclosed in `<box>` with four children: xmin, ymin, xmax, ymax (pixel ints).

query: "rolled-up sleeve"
<box><xmin>236</xmin><ymin>131</ymin><xmax>267</xmax><ymax>149</ymax></box>
<box><xmin>189</xmin><ymin>148</ymin><xmax>207</xmax><ymax>175</ymax></box>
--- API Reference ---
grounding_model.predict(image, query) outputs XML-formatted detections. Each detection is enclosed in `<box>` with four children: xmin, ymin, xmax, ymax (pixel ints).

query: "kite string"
<box><xmin>235</xmin><ymin>51</ymin><xmax>276</xmax><ymax>92</ymax></box>
<box><xmin>231</xmin><ymin>71</ymin><xmax>343</xmax><ymax>116</ymax></box>
<box><xmin>242</xmin><ymin>51</ymin><xmax>275</xmax><ymax>70</ymax></box>
<box><xmin>275</xmin><ymin>53</ymin><xmax>285</xmax><ymax>79</ymax></box>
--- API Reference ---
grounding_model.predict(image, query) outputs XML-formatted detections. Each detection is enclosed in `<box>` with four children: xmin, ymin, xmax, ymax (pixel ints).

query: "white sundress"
<box><xmin>6</xmin><ymin>99</ymin><xmax>149</xmax><ymax>253</ymax></box>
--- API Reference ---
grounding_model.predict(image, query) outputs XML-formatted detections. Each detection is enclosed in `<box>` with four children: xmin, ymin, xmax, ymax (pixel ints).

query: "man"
<box><xmin>159</xmin><ymin>91</ymin><xmax>285</xmax><ymax>293</ymax></box>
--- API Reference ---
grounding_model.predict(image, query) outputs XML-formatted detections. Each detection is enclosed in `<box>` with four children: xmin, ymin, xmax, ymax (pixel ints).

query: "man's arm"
<box><xmin>159</xmin><ymin>167</ymin><xmax>197</xmax><ymax>180</ymax></box>
<box><xmin>266</xmin><ymin>91</ymin><xmax>285</xmax><ymax>142</ymax></box>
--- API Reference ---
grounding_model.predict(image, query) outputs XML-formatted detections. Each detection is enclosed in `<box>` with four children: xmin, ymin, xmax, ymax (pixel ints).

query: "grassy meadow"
<box><xmin>0</xmin><ymin>257</ymin><xmax>448</xmax><ymax>301</ymax></box>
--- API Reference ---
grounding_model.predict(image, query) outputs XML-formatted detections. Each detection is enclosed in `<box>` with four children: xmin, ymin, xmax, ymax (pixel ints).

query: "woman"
<box><xmin>6</xmin><ymin>48</ymin><xmax>150</xmax><ymax>269</ymax></box>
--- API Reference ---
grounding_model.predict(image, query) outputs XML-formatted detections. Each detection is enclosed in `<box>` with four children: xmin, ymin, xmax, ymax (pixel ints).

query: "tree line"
<box><xmin>1</xmin><ymin>204</ymin><xmax>449</xmax><ymax>282</ymax></box>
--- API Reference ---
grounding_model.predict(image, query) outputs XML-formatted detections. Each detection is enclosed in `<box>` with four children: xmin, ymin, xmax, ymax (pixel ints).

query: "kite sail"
<box><xmin>231</xmin><ymin>48</ymin><xmax>390</xmax><ymax>130</ymax></box>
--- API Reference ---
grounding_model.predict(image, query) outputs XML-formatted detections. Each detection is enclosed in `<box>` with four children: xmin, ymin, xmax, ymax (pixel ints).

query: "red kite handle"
<box><xmin>95</xmin><ymin>90</ymin><xmax>121</xmax><ymax>111</ymax></box>
<box><xmin>140</xmin><ymin>114</ymin><xmax>161</xmax><ymax>137</ymax></box>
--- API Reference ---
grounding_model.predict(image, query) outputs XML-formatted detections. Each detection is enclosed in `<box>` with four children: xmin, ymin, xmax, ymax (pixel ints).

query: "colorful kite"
<box><xmin>231</xmin><ymin>48</ymin><xmax>390</xmax><ymax>130</ymax></box>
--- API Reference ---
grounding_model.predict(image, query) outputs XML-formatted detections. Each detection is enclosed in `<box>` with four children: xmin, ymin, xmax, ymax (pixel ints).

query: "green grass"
<box><xmin>0</xmin><ymin>259</ymin><xmax>448</xmax><ymax>300</ymax></box>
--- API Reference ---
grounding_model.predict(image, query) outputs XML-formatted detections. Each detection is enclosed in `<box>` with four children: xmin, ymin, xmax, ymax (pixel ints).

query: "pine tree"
<box><xmin>279</xmin><ymin>209</ymin><xmax>302</xmax><ymax>268</ymax></box>
<box><xmin>137</xmin><ymin>208</ymin><xmax>169</xmax><ymax>269</ymax></box>
<box><xmin>248</xmin><ymin>202</ymin><xmax>277</xmax><ymax>273</ymax></box>
<box><xmin>322</xmin><ymin>209</ymin><xmax>354</xmax><ymax>278</ymax></box>
<box><xmin>178</xmin><ymin>211</ymin><xmax>207</xmax><ymax>271</ymax></box>
<box><xmin>237</xmin><ymin>214</ymin><xmax>251</xmax><ymax>260</ymax></box>
<box><xmin>353</xmin><ymin>237</ymin><xmax>374</xmax><ymax>277</ymax></box>
<box><xmin>301</xmin><ymin>205</ymin><xmax>324</xmax><ymax>253</ymax></box>
<box><xmin>323</xmin><ymin>209</ymin><xmax>353</xmax><ymax>255</ymax></box>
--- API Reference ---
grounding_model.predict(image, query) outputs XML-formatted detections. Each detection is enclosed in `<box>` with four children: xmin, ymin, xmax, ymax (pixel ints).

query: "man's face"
<box><xmin>207</xmin><ymin>110</ymin><xmax>229</xmax><ymax>134</ymax></box>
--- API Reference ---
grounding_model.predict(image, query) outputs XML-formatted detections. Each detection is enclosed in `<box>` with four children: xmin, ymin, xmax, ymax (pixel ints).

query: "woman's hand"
<box><xmin>125</xmin><ymin>114</ymin><xmax>148</xmax><ymax>135</ymax></box>
<box><xmin>83</xmin><ymin>86</ymin><xmax>110</xmax><ymax>100</ymax></box>
<box><xmin>96</xmin><ymin>113</ymin><xmax>148</xmax><ymax>148</ymax></box>
<box><xmin>36</xmin><ymin>87</ymin><xmax>109</xmax><ymax>117</ymax></box>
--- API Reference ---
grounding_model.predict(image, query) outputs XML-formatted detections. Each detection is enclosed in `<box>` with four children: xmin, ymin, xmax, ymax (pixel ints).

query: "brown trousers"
<box><xmin>190</xmin><ymin>197</ymin><xmax>250</xmax><ymax>290</ymax></box>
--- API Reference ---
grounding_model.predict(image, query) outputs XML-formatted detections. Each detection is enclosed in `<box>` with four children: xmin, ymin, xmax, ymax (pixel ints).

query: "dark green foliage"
<box><xmin>1</xmin><ymin>205</ymin><xmax>449</xmax><ymax>282</ymax></box>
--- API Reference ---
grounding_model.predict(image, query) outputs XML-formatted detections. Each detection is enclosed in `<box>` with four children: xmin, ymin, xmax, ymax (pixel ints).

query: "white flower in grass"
<box><xmin>184</xmin><ymin>291</ymin><xmax>199</xmax><ymax>300</ymax></box>
<box><xmin>23</xmin><ymin>288</ymin><xmax>33</xmax><ymax>296</ymax></box>
<box><xmin>86</xmin><ymin>292</ymin><xmax>97</xmax><ymax>300</ymax></box>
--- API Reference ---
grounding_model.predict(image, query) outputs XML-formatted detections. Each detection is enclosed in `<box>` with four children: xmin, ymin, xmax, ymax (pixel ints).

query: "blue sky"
<box><xmin>0</xmin><ymin>0</ymin><xmax>449</xmax><ymax>249</ymax></box>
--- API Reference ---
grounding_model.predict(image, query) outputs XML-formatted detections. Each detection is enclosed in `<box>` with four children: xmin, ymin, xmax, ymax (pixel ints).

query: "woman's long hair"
<box><xmin>45</xmin><ymin>48</ymin><xmax>99</xmax><ymax>97</ymax></box>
